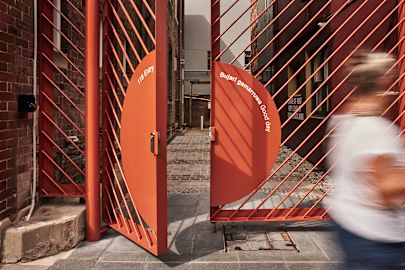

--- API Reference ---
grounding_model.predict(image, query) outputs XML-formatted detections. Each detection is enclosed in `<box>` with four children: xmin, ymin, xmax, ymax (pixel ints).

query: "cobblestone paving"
<box><xmin>168</xmin><ymin>130</ymin><xmax>331</xmax><ymax>203</ymax></box>
<box><xmin>168</xmin><ymin>132</ymin><xmax>211</xmax><ymax>193</ymax></box>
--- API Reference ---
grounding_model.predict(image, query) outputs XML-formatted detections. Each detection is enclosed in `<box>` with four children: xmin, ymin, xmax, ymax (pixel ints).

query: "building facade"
<box><xmin>184</xmin><ymin>0</ymin><xmax>251</xmax><ymax>128</ymax></box>
<box><xmin>0</xmin><ymin>0</ymin><xmax>36</xmax><ymax>221</ymax></box>
<box><xmin>251</xmin><ymin>0</ymin><xmax>399</xmax><ymax>164</ymax></box>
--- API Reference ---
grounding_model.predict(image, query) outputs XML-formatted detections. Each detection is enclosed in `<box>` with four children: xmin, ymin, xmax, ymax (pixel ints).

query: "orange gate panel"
<box><xmin>102</xmin><ymin>0</ymin><xmax>168</xmax><ymax>256</ymax></box>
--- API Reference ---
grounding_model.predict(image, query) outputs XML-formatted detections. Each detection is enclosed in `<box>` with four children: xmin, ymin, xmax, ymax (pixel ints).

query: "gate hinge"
<box><xmin>150</xmin><ymin>131</ymin><xmax>160</xmax><ymax>156</ymax></box>
<box><xmin>209</xmin><ymin>127</ymin><xmax>216</xmax><ymax>142</ymax></box>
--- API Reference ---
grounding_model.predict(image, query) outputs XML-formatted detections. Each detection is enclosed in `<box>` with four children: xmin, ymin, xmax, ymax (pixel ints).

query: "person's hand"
<box><xmin>367</xmin><ymin>155</ymin><xmax>405</xmax><ymax>208</ymax></box>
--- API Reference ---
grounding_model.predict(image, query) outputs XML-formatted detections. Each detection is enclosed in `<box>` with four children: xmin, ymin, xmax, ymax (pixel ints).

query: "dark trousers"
<box><xmin>334</xmin><ymin>222</ymin><xmax>405</xmax><ymax>270</ymax></box>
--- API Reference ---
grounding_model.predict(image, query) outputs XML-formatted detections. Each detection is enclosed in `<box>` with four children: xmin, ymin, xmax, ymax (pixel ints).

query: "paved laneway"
<box><xmin>5</xmin><ymin>193</ymin><xmax>342</xmax><ymax>270</ymax></box>
<box><xmin>2</xmin><ymin>130</ymin><xmax>342</xmax><ymax>270</ymax></box>
<box><xmin>168</xmin><ymin>130</ymin><xmax>210</xmax><ymax>193</ymax></box>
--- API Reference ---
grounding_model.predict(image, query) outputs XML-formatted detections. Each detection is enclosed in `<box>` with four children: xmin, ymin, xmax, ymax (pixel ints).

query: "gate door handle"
<box><xmin>150</xmin><ymin>131</ymin><xmax>160</xmax><ymax>156</ymax></box>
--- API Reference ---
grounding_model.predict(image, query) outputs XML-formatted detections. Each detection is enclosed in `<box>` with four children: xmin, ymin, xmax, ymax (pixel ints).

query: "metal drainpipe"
<box><xmin>25</xmin><ymin>0</ymin><xmax>39</xmax><ymax>222</ymax></box>
<box><xmin>189</xmin><ymin>81</ymin><xmax>193</xmax><ymax>127</ymax></box>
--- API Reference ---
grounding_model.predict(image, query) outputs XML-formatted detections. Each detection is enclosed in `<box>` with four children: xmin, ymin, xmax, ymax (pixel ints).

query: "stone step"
<box><xmin>1</xmin><ymin>204</ymin><xmax>85</xmax><ymax>263</ymax></box>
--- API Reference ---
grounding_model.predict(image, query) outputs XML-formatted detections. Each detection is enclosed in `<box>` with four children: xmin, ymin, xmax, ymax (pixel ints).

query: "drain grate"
<box><xmin>222</xmin><ymin>224</ymin><xmax>299</xmax><ymax>252</ymax></box>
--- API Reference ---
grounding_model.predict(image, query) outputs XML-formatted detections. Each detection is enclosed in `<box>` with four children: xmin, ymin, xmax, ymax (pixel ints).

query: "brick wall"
<box><xmin>0</xmin><ymin>0</ymin><xmax>184</xmax><ymax>218</ymax></box>
<box><xmin>184</xmin><ymin>96</ymin><xmax>210</xmax><ymax>129</ymax></box>
<box><xmin>167</xmin><ymin>0</ymin><xmax>181</xmax><ymax>137</ymax></box>
<box><xmin>0</xmin><ymin>0</ymin><xmax>35</xmax><ymax>220</ymax></box>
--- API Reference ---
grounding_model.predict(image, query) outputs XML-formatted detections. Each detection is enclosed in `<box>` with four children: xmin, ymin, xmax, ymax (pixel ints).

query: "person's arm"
<box><xmin>368</xmin><ymin>155</ymin><xmax>405</xmax><ymax>207</ymax></box>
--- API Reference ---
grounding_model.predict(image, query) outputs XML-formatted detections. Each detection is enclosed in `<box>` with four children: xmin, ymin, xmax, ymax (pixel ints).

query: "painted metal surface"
<box><xmin>211</xmin><ymin>62</ymin><xmax>281</xmax><ymax>206</ymax></box>
<box><xmin>85</xmin><ymin>0</ymin><xmax>101</xmax><ymax>242</ymax></box>
<box><xmin>399</xmin><ymin>2</ymin><xmax>405</xmax><ymax>131</ymax></box>
<box><xmin>39</xmin><ymin>0</ymin><xmax>86</xmax><ymax>197</ymax></box>
<box><xmin>102</xmin><ymin>0</ymin><xmax>167</xmax><ymax>256</ymax></box>
<box><xmin>210</xmin><ymin>0</ymin><xmax>405</xmax><ymax>222</ymax></box>
<box><xmin>120</xmin><ymin>51</ymin><xmax>159</xmax><ymax>231</ymax></box>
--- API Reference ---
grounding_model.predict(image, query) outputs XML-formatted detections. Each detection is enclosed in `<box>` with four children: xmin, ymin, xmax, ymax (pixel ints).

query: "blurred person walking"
<box><xmin>326</xmin><ymin>52</ymin><xmax>405</xmax><ymax>270</ymax></box>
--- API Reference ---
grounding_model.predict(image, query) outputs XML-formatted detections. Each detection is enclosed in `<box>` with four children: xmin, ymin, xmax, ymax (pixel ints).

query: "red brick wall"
<box><xmin>0</xmin><ymin>0</ymin><xmax>35</xmax><ymax>220</ymax></box>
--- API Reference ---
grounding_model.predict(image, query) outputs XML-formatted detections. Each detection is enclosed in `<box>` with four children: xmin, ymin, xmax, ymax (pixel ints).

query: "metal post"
<box><xmin>85</xmin><ymin>0</ymin><xmax>100</xmax><ymax>242</ymax></box>
<box><xmin>399</xmin><ymin>2</ymin><xmax>405</xmax><ymax>131</ymax></box>
<box><xmin>156</xmin><ymin>0</ymin><xmax>168</xmax><ymax>255</ymax></box>
<box><xmin>211</xmin><ymin>0</ymin><xmax>220</xmax><ymax>126</ymax></box>
<box><xmin>201</xmin><ymin>115</ymin><xmax>204</xmax><ymax>130</ymax></box>
<box><xmin>189</xmin><ymin>81</ymin><xmax>193</xmax><ymax>127</ymax></box>
<box><xmin>39</xmin><ymin>0</ymin><xmax>55</xmax><ymax>195</ymax></box>
<box><xmin>210</xmin><ymin>0</ymin><xmax>220</xmax><ymax>218</ymax></box>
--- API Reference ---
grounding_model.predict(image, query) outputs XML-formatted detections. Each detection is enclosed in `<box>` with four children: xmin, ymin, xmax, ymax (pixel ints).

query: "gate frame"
<box><xmin>209</xmin><ymin>0</ymin><xmax>405</xmax><ymax>224</ymax></box>
<box><xmin>99</xmin><ymin>0</ymin><xmax>168</xmax><ymax>255</ymax></box>
<box><xmin>85</xmin><ymin>0</ymin><xmax>101</xmax><ymax>242</ymax></box>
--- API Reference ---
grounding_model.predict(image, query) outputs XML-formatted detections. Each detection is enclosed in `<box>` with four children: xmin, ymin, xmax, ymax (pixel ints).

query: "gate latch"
<box><xmin>209</xmin><ymin>127</ymin><xmax>216</xmax><ymax>142</ymax></box>
<box><xmin>150</xmin><ymin>131</ymin><xmax>160</xmax><ymax>156</ymax></box>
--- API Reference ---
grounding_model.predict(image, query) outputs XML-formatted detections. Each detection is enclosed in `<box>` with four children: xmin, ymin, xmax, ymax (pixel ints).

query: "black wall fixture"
<box><xmin>18</xmin><ymin>95</ymin><xmax>37</xmax><ymax>113</ymax></box>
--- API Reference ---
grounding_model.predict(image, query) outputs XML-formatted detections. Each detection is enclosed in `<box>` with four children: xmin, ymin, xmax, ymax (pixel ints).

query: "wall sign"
<box><xmin>287</xmin><ymin>95</ymin><xmax>305</xmax><ymax>120</ymax></box>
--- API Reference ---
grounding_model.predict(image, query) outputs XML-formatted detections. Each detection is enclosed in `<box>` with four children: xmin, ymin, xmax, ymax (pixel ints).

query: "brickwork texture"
<box><xmin>0</xmin><ymin>0</ymin><xmax>35</xmax><ymax>220</ymax></box>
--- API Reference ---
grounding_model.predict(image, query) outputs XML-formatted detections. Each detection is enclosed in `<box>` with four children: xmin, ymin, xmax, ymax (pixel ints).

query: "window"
<box><xmin>287</xmin><ymin>66</ymin><xmax>305</xmax><ymax>120</ymax></box>
<box><xmin>307</xmin><ymin>48</ymin><xmax>329</xmax><ymax>117</ymax></box>
<box><xmin>287</xmin><ymin>66</ymin><xmax>298</xmax><ymax>97</ymax></box>
<box><xmin>99</xmin><ymin>21</ymin><xmax>103</xmax><ymax>69</ymax></box>
<box><xmin>207</xmin><ymin>51</ymin><xmax>211</xmax><ymax>70</ymax></box>
<box><xmin>244</xmin><ymin>51</ymin><xmax>252</xmax><ymax>69</ymax></box>
<box><xmin>122</xmin><ymin>40</ymin><xmax>127</xmax><ymax>74</ymax></box>
<box><xmin>53</xmin><ymin>0</ymin><xmax>61</xmax><ymax>51</ymax></box>
<box><xmin>168</xmin><ymin>45</ymin><xmax>173</xmax><ymax>123</ymax></box>
<box><xmin>264</xmin><ymin>0</ymin><xmax>272</xmax><ymax>13</ymax></box>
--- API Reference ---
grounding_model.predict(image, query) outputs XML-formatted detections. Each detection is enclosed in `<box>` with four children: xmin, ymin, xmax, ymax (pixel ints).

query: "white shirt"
<box><xmin>327</xmin><ymin>115</ymin><xmax>405</xmax><ymax>243</ymax></box>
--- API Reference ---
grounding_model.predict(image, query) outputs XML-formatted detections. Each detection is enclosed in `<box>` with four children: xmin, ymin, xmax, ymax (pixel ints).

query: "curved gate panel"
<box><xmin>102</xmin><ymin>0</ymin><xmax>167</xmax><ymax>255</ymax></box>
<box><xmin>211</xmin><ymin>62</ymin><xmax>281</xmax><ymax>206</ymax></box>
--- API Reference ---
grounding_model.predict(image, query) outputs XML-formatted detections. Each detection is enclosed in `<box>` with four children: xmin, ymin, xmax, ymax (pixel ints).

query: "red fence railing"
<box><xmin>210</xmin><ymin>0</ymin><xmax>405</xmax><ymax>222</ymax></box>
<box><xmin>39</xmin><ymin>0</ymin><xmax>86</xmax><ymax>197</ymax></box>
<box><xmin>101</xmin><ymin>0</ymin><xmax>168</xmax><ymax>255</ymax></box>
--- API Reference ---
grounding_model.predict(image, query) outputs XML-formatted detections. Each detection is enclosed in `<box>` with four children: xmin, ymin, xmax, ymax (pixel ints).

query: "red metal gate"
<box><xmin>102</xmin><ymin>0</ymin><xmax>168</xmax><ymax>255</ymax></box>
<box><xmin>210</xmin><ymin>0</ymin><xmax>405</xmax><ymax>222</ymax></box>
<box><xmin>39</xmin><ymin>0</ymin><xmax>86</xmax><ymax>197</ymax></box>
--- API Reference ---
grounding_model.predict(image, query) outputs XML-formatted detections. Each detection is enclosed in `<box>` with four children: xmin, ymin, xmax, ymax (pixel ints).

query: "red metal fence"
<box><xmin>39</xmin><ymin>0</ymin><xmax>168</xmax><ymax>253</ymax></box>
<box><xmin>210</xmin><ymin>0</ymin><xmax>405</xmax><ymax>222</ymax></box>
<box><xmin>101</xmin><ymin>0</ymin><xmax>168</xmax><ymax>255</ymax></box>
<box><xmin>38</xmin><ymin>0</ymin><xmax>405</xmax><ymax>251</ymax></box>
<box><xmin>39</xmin><ymin>0</ymin><xmax>86</xmax><ymax>197</ymax></box>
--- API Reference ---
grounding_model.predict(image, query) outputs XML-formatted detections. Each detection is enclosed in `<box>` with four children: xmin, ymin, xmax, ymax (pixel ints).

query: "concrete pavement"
<box><xmin>1</xmin><ymin>130</ymin><xmax>343</xmax><ymax>269</ymax></box>
<box><xmin>2</xmin><ymin>193</ymin><xmax>343</xmax><ymax>270</ymax></box>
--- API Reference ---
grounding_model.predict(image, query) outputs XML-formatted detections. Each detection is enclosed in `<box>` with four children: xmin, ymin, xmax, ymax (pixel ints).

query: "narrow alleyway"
<box><xmin>168</xmin><ymin>130</ymin><xmax>210</xmax><ymax>194</ymax></box>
